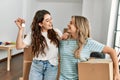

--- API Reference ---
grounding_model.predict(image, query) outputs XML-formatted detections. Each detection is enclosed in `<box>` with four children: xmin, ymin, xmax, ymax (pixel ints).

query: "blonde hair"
<box><xmin>72</xmin><ymin>16</ymin><xmax>90</xmax><ymax>58</ymax></box>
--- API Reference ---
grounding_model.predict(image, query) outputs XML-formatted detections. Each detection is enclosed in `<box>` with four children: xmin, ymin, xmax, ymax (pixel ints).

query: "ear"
<box><xmin>38</xmin><ymin>23</ymin><xmax>42</xmax><ymax>27</ymax></box>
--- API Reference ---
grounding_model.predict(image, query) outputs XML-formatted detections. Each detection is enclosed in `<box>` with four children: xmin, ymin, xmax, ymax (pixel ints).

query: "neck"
<box><xmin>42</xmin><ymin>29</ymin><xmax>47</xmax><ymax>32</ymax></box>
<box><xmin>71</xmin><ymin>33</ymin><xmax>77</xmax><ymax>39</ymax></box>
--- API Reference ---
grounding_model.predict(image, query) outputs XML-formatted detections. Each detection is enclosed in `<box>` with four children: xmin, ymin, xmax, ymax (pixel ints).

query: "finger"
<box><xmin>16</xmin><ymin>18</ymin><xmax>22</xmax><ymax>23</ymax></box>
<box><xmin>21</xmin><ymin>19</ymin><xmax>25</xmax><ymax>23</ymax></box>
<box><xmin>17</xmin><ymin>17</ymin><xmax>25</xmax><ymax>23</ymax></box>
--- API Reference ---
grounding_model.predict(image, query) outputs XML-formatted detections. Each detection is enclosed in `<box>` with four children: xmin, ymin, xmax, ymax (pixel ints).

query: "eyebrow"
<box><xmin>44</xmin><ymin>17</ymin><xmax>52</xmax><ymax>20</ymax></box>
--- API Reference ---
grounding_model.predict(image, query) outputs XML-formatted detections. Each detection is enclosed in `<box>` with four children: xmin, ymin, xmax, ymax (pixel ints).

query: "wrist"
<box><xmin>64</xmin><ymin>32</ymin><xmax>69</xmax><ymax>35</ymax></box>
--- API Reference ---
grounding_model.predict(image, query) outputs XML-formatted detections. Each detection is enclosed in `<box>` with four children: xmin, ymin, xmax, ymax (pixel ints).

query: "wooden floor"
<box><xmin>0</xmin><ymin>53</ymin><xmax>23</xmax><ymax>80</ymax></box>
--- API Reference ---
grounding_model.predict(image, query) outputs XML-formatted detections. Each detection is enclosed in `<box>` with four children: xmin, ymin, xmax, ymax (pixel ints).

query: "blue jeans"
<box><xmin>59</xmin><ymin>75</ymin><xmax>78</xmax><ymax>80</ymax></box>
<box><xmin>29</xmin><ymin>60</ymin><xmax>58</xmax><ymax>80</ymax></box>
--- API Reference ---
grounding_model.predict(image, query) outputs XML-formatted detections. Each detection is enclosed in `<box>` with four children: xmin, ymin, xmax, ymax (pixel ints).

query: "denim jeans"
<box><xmin>29</xmin><ymin>60</ymin><xmax>58</xmax><ymax>80</ymax></box>
<box><xmin>59</xmin><ymin>75</ymin><xmax>78</xmax><ymax>80</ymax></box>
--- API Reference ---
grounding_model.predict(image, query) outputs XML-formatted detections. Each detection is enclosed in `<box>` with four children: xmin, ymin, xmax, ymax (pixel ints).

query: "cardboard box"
<box><xmin>22</xmin><ymin>46</ymin><xmax>33</xmax><ymax>80</ymax></box>
<box><xmin>19</xmin><ymin>77</ymin><xmax>23</xmax><ymax>80</ymax></box>
<box><xmin>78</xmin><ymin>59</ymin><xmax>113</xmax><ymax>80</ymax></box>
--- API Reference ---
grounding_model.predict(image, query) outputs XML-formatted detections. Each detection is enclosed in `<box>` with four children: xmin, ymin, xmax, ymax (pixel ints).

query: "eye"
<box><xmin>45</xmin><ymin>18</ymin><xmax>52</xmax><ymax>22</ymax></box>
<box><xmin>46</xmin><ymin>20</ymin><xmax>49</xmax><ymax>22</ymax></box>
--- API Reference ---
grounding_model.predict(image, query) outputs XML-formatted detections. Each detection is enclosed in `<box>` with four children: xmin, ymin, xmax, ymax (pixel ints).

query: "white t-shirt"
<box><xmin>23</xmin><ymin>28</ymin><xmax>62</xmax><ymax>66</ymax></box>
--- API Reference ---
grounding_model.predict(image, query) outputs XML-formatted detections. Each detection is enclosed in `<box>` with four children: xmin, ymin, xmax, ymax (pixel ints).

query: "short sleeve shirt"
<box><xmin>59</xmin><ymin>38</ymin><xmax>105</xmax><ymax>80</ymax></box>
<box><xmin>23</xmin><ymin>28</ymin><xmax>62</xmax><ymax>66</ymax></box>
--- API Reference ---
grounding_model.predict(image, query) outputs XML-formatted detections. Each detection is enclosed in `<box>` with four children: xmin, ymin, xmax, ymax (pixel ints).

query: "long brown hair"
<box><xmin>72</xmin><ymin>16</ymin><xmax>90</xmax><ymax>58</ymax></box>
<box><xmin>31</xmin><ymin>10</ymin><xmax>59</xmax><ymax>57</ymax></box>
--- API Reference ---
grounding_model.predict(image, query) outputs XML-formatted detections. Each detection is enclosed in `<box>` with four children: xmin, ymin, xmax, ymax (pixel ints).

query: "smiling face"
<box><xmin>39</xmin><ymin>14</ymin><xmax>53</xmax><ymax>32</ymax></box>
<box><xmin>67</xmin><ymin>17</ymin><xmax>77</xmax><ymax>36</ymax></box>
<box><xmin>67</xmin><ymin>16</ymin><xmax>90</xmax><ymax>39</ymax></box>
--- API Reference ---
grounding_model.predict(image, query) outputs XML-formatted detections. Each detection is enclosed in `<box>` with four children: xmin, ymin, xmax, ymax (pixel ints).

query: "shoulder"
<box><xmin>86</xmin><ymin>38</ymin><xmax>99</xmax><ymax>44</ymax></box>
<box><xmin>53</xmin><ymin>28</ymin><xmax>61</xmax><ymax>32</ymax></box>
<box><xmin>86</xmin><ymin>38</ymin><xmax>105</xmax><ymax>47</ymax></box>
<box><xmin>53</xmin><ymin>28</ymin><xmax>62</xmax><ymax>37</ymax></box>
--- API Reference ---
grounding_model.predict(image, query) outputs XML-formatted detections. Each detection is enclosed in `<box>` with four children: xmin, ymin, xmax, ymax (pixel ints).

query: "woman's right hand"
<box><xmin>14</xmin><ymin>18</ymin><xmax>25</xmax><ymax>30</ymax></box>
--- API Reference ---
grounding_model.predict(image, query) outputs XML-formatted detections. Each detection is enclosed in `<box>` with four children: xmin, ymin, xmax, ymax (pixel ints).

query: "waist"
<box><xmin>33</xmin><ymin>59</ymin><xmax>49</xmax><ymax>63</ymax></box>
<box><xmin>33</xmin><ymin>58</ymin><xmax>58</xmax><ymax>66</ymax></box>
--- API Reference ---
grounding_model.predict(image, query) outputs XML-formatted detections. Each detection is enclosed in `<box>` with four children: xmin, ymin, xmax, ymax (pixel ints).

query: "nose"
<box><xmin>49</xmin><ymin>19</ymin><xmax>52</xmax><ymax>23</ymax></box>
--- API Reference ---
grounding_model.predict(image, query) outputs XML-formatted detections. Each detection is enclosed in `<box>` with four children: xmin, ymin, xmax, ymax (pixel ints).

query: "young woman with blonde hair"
<box><xmin>59</xmin><ymin>16</ymin><xmax>120</xmax><ymax>80</ymax></box>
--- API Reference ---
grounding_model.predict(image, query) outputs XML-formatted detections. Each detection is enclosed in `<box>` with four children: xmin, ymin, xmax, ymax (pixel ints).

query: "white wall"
<box><xmin>24</xmin><ymin>0</ymin><xmax>82</xmax><ymax>33</ymax></box>
<box><xmin>0</xmin><ymin>0</ymin><xmax>82</xmax><ymax>60</ymax></box>
<box><xmin>0</xmin><ymin>0</ymin><xmax>23</xmax><ymax>41</ymax></box>
<box><xmin>82</xmin><ymin>0</ymin><xmax>112</xmax><ymax>44</ymax></box>
<box><xmin>0</xmin><ymin>0</ymin><xmax>23</xmax><ymax>59</ymax></box>
<box><xmin>107</xmin><ymin>0</ymin><xmax>119</xmax><ymax>47</ymax></box>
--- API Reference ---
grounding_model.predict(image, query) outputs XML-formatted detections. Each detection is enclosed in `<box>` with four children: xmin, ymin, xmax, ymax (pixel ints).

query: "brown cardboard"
<box><xmin>23</xmin><ymin>46</ymin><xmax>33</xmax><ymax>80</ymax></box>
<box><xmin>19</xmin><ymin>77</ymin><xmax>23</xmax><ymax>80</ymax></box>
<box><xmin>78</xmin><ymin>59</ymin><xmax>113</xmax><ymax>80</ymax></box>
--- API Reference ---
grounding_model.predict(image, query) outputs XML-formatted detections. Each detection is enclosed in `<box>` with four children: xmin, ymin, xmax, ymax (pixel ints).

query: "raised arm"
<box><xmin>15</xmin><ymin>18</ymin><xmax>27</xmax><ymax>49</ymax></box>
